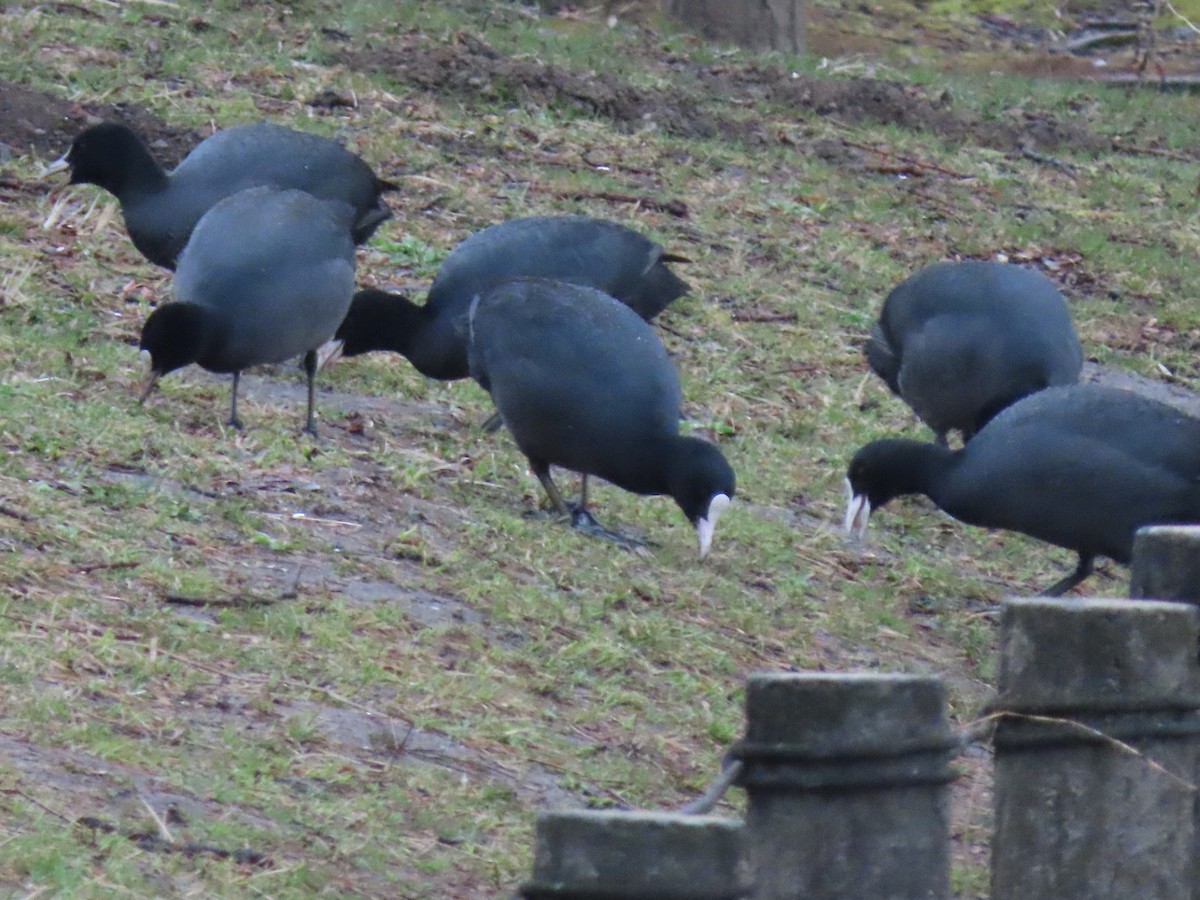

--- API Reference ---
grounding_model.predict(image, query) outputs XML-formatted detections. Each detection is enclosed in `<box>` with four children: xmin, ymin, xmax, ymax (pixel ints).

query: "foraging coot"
<box><xmin>845</xmin><ymin>383</ymin><xmax>1200</xmax><ymax>595</ymax></box>
<box><xmin>59</xmin><ymin>121</ymin><xmax>394</xmax><ymax>269</ymax></box>
<box><xmin>866</xmin><ymin>260</ymin><xmax>1082</xmax><ymax>445</ymax></box>
<box><xmin>468</xmin><ymin>277</ymin><xmax>733</xmax><ymax>557</ymax></box>
<box><xmin>139</xmin><ymin>186</ymin><xmax>356</xmax><ymax>434</ymax></box>
<box><xmin>332</xmin><ymin>215</ymin><xmax>690</xmax><ymax>380</ymax></box>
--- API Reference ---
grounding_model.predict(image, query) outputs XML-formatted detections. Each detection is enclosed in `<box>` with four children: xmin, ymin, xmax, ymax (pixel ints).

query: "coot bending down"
<box><xmin>468</xmin><ymin>278</ymin><xmax>734</xmax><ymax>557</ymax></box>
<box><xmin>866</xmin><ymin>260</ymin><xmax>1082</xmax><ymax>445</ymax></box>
<box><xmin>332</xmin><ymin>215</ymin><xmax>690</xmax><ymax>380</ymax></box>
<box><xmin>139</xmin><ymin>186</ymin><xmax>356</xmax><ymax>434</ymax></box>
<box><xmin>58</xmin><ymin>122</ymin><xmax>394</xmax><ymax>269</ymax></box>
<box><xmin>844</xmin><ymin>383</ymin><xmax>1200</xmax><ymax>595</ymax></box>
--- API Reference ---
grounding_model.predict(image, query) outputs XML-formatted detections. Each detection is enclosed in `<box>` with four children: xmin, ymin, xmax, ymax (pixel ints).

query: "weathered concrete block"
<box><xmin>734</xmin><ymin>673</ymin><xmax>953</xmax><ymax>900</ymax></box>
<box><xmin>522</xmin><ymin>809</ymin><xmax>746</xmax><ymax>899</ymax></box>
<box><xmin>1130</xmin><ymin>524</ymin><xmax>1200</xmax><ymax>603</ymax></box>
<box><xmin>997</xmin><ymin>598</ymin><xmax>1200</xmax><ymax>712</ymax></box>
<box><xmin>992</xmin><ymin>598</ymin><xmax>1200</xmax><ymax>900</ymax></box>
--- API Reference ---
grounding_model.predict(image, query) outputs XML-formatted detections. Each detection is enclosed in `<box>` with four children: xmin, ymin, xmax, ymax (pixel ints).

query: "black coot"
<box><xmin>866</xmin><ymin>260</ymin><xmax>1082</xmax><ymax>444</ymax></box>
<box><xmin>60</xmin><ymin>121</ymin><xmax>394</xmax><ymax>268</ymax></box>
<box><xmin>139</xmin><ymin>186</ymin><xmax>356</xmax><ymax>434</ymax></box>
<box><xmin>468</xmin><ymin>278</ymin><xmax>734</xmax><ymax>556</ymax></box>
<box><xmin>845</xmin><ymin>383</ymin><xmax>1200</xmax><ymax>595</ymax></box>
<box><xmin>333</xmin><ymin>215</ymin><xmax>690</xmax><ymax>380</ymax></box>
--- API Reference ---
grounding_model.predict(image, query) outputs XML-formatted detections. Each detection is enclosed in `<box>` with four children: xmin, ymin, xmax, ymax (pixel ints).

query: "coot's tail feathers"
<box><xmin>659</xmin><ymin>252</ymin><xmax>692</xmax><ymax>265</ymax></box>
<box><xmin>375</xmin><ymin>176</ymin><xmax>401</xmax><ymax>193</ymax></box>
<box><xmin>864</xmin><ymin>322</ymin><xmax>901</xmax><ymax>395</ymax></box>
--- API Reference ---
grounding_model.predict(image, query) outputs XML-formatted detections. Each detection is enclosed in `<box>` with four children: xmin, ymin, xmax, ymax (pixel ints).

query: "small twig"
<box><xmin>678</xmin><ymin>759</ymin><xmax>743</xmax><ymax>815</ymax></box>
<box><xmin>77</xmin><ymin>561</ymin><xmax>138</xmax><ymax>574</ymax></box>
<box><xmin>955</xmin><ymin>710</ymin><xmax>1000</xmax><ymax>749</ymax></box>
<box><xmin>1165</xmin><ymin>0</ymin><xmax>1200</xmax><ymax>33</ymax></box>
<box><xmin>78</xmin><ymin>815</ymin><xmax>269</xmax><ymax>865</ymax></box>
<box><xmin>840</xmin><ymin>138</ymin><xmax>975</xmax><ymax>179</ymax></box>
<box><xmin>1114</xmin><ymin>143</ymin><xmax>1197</xmax><ymax>162</ymax></box>
<box><xmin>8</xmin><ymin>788</ymin><xmax>72</xmax><ymax>823</ymax></box>
<box><xmin>955</xmin><ymin>709</ymin><xmax>1199</xmax><ymax>792</ymax></box>
<box><xmin>163</xmin><ymin>593</ymin><xmax>277</xmax><ymax>609</ymax></box>
<box><xmin>0</xmin><ymin>503</ymin><xmax>34</xmax><ymax>523</ymax></box>
<box><xmin>529</xmin><ymin>183</ymin><xmax>689</xmax><ymax>217</ymax></box>
<box><xmin>0</xmin><ymin>610</ymin><xmax>144</xmax><ymax>642</ymax></box>
<box><xmin>1019</xmin><ymin>145</ymin><xmax>1077</xmax><ymax>173</ymax></box>
<box><xmin>138</xmin><ymin>795</ymin><xmax>174</xmax><ymax>845</ymax></box>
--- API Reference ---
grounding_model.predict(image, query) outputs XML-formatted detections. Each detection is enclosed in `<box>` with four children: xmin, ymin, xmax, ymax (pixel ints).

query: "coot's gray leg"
<box><xmin>228</xmin><ymin>371</ymin><xmax>244</xmax><ymax>430</ymax></box>
<box><xmin>532</xmin><ymin>462</ymin><xmax>645</xmax><ymax>550</ymax></box>
<box><xmin>302</xmin><ymin>349</ymin><xmax>319</xmax><ymax>437</ymax></box>
<box><xmin>1040</xmin><ymin>553</ymin><xmax>1094</xmax><ymax>597</ymax></box>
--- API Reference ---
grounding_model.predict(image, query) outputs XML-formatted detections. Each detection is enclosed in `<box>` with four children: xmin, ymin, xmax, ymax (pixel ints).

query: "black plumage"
<box><xmin>139</xmin><ymin>187</ymin><xmax>356</xmax><ymax>434</ymax></box>
<box><xmin>62</xmin><ymin>121</ymin><xmax>393</xmax><ymax>268</ymax></box>
<box><xmin>333</xmin><ymin>215</ymin><xmax>689</xmax><ymax>380</ymax></box>
<box><xmin>845</xmin><ymin>383</ymin><xmax>1200</xmax><ymax>595</ymax></box>
<box><xmin>468</xmin><ymin>278</ymin><xmax>733</xmax><ymax>556</ymax></box>
<box><xmin>866</xmin><ymin>260</ymin><xmax>1082</xmax><ymax>444</ymax></box>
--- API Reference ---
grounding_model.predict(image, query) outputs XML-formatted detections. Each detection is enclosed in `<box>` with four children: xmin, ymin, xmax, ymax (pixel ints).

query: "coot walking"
<box><xmin>139</xmin><ymin>186</ymin><xmax>356</xmax><ymax>434</ymax></box>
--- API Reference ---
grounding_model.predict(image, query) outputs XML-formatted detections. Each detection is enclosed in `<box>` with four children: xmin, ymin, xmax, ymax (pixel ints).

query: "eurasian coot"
<box><xmin>333</xmin><ymin>215</ymin><xmax>689</xmax><ymax>380</ymax></box>
<box><xmin>866</xmin><ymin>260</ymin><xmax>1082</xmax><ymax>444</ymax></box>
<box><xmin>468</xmin><ymin>278</ymin><xmax>733</xmax><ymax>557</ymax></box>
<box><xmin>59</xmin><ymin>121</ymin><xmax>393</xmax><ymax>269</ymax></box>
<box><xmin>845</xmin><ymin>383</ymin><xmax>1200</xmax><ymax>595</ymax></box>
<box><xmin>139</xmin><ymin>186</ymin><xmax>356</xmax><ymax>434</ymax></box>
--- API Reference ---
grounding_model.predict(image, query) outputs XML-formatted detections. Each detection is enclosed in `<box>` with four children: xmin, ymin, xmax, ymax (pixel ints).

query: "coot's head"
<box><xmin>138</xmin><ymin>304</ymin><xmax>212</xmax><ymax>400</ymax></box>
<box><xmin>670</xmin><ymin>438</ymin><xmax>736</xmax><ymax>558</ymax></box>
<box><xmin>844</xmin><ymin>439</ymin><xmax>941</xmax><ymax>539</ymax></box>
<box><xmin>60</xmin><ymin>123</ymin><xmax>155</xmax><ymax>192</ymax></box>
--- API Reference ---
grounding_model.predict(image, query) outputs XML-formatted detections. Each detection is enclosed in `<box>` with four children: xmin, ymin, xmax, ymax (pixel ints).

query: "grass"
<box><xmin>1</xmin><ymin>0</ymin><xmax>1199</xmax><ymax>895</ymax></box>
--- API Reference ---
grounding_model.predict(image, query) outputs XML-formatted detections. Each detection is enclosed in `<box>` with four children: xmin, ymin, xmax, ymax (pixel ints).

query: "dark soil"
<box><xmin>2</xmin><ymin>24</ymin><xmax>1166</xmax><ymax>173</ymax></box>
<box><xmin>0</xmin><ymin>79</ymin><xmax>196</xmax><ymax>164</ymax></box>
<box><xmin>332</xmin><ymin>31</ymin><xmax>1115</xmax><ymax>156</ymax></box>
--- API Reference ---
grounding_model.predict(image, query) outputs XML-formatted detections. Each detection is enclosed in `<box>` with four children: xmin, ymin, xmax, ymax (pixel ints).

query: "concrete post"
<box><xmin>732</xmin><ymin>673</ymin><xmax>954</xmax><ymax>900</ymax></box>
<box><xmin>521</xmin><ymin>809</ymin><xmax>747</xmax><ymax>899</ymax></box>
<box><xmin>1130</xmin><ymin>524</ymin><xmax>1200</xmax><ymax>602</ymax></box>
<box><xmin>991</xmin><ymin>598</ymin><xmax>1200</xmax><ymax>900</ymax></box>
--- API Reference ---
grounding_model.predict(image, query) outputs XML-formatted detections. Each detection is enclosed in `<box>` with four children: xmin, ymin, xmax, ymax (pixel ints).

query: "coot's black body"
<box><xmin>334</xmin><ymin>215</ymin><xmax>689</xmax><ymax>380</ymax></box>
<box><xmin>468</xmin><ymin>278</ymin><xmax>733</xmax><ymax>556</ymax></box>
<box><xmin>845</xmin><ymin>383</ymin><xmax>1200</xmax><ymax>595</ymax></box>
<box><xmin>64</xmin><ymin>122</ymin><xmax>393</xmax><ymax>268</ymax></box>
<box><xmin>866</xmin><ymin>260</ymin><xmax>1082</xmax><ymax>444</ymax></box>
<box><xmin>139</xmin><ymin>186</ymin><xmax>356</xmax><ymax>433</ymax></box>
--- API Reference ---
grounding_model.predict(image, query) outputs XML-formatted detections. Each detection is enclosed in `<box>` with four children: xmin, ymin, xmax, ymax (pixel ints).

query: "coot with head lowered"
<box><xmin>866</xmin><ymin>260</ymin><xmax>1082</xmax><ymax>445</ymax></box>
<box><xmin>468</xmin><ymin>277</ymin><xmax>733</xmax><ymax>557</ymax></box>
<box><xmin>845</xmin><ymin>383</ymin><xmax>1200</xmax><ymax>595</ymax></box>
<box><xmin>333</xmin><ymin>215</ymin><xmax>689</xmax><ymax>380</ymax></box>
<box><xmin>139</xmin><ymin>186</ymin><xmax>356</xmax><ymax>434</ymax></box>
<box><xmin>59</xmin><ymin>121</ymin><xmax>393</xmax><ymax>269</ymax></box>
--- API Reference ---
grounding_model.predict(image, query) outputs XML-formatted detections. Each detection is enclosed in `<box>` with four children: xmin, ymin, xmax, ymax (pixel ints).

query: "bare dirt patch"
<box><xmin>333</xmin><ymin>31</ymin><xmax>1115</xmax><ymax>156</ymax></box>
<box><xmin>0</xmin><ymin>80</ymin><xmax>195</xmax><ymax>164</ymax></box>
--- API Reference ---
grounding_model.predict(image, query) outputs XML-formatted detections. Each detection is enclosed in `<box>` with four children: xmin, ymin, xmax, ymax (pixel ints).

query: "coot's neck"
<box><xmin>340</xmin><ymin>291</ymin><xmax>470</xmax><ymax>380</ymax></box>
<box><xmin>874</xmin><ymin>439</ymin><xmax>959</xmax><ymax>507</ymax></box>
<box><xmin>102</xmin><ymin>143</ymin><xmax>170</xmax><ymax>200</ymax></box>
